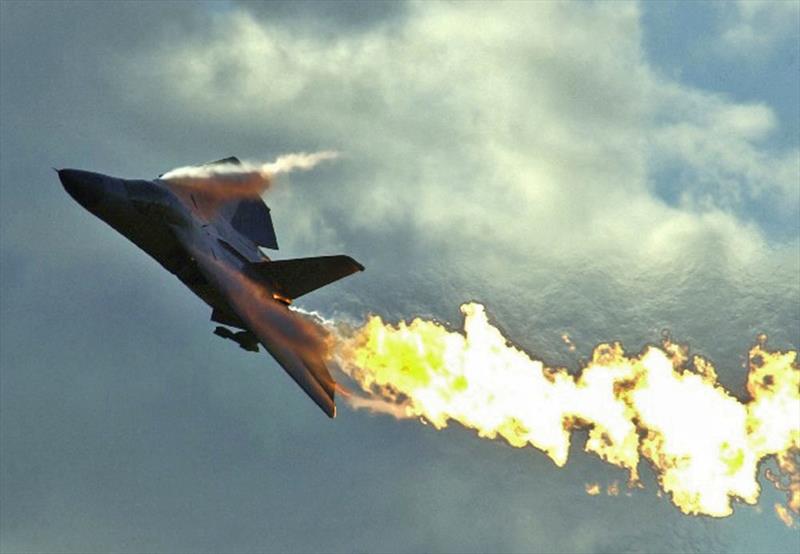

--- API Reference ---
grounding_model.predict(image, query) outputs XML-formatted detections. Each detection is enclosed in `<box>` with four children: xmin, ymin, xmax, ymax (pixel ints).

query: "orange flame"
<box><xmin>331</xmin><ymin>303</ymin><xmax>799</xmax><ymax>525</ymax></box>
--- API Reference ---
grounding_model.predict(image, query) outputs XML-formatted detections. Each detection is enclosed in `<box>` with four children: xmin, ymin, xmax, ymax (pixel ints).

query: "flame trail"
<box><xmin>326</xmin><ymin>303</ymin><xmax>799</xmax><ymax>525</ymax></box>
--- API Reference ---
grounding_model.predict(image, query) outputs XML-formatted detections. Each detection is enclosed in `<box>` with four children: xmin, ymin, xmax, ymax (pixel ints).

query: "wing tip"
<box><xmin>315</xmin><ymin>390</ymin><xmax>336</xmax><ymax>418</ymax></box>
<box><xmin>343</xmin><ymin>255</ymin><xmax>365</xmax><ymax>272</ymax></box>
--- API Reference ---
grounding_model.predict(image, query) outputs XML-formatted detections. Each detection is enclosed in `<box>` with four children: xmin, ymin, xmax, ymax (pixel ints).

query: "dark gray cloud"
<box><xmin>1</xmin><ymin>2</ymin><xmax>797</xmax><ymax>554</ymax></box>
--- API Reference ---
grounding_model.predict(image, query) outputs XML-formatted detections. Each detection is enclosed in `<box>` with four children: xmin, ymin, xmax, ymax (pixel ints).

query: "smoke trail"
<box><xmin>319</xmin><ymin>302</ymin><xmax>799</xmax><ymax>526</ymax></box>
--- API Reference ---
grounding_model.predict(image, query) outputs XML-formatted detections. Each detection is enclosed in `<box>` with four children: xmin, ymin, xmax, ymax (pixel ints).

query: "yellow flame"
<box><xmin>333</xmin><ymin>303</ymin><xmax>799</xmax><ymax>524</ymax></box>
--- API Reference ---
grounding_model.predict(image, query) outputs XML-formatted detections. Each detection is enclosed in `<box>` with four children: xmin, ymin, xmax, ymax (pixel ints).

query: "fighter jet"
<box><xmin>58</xmin><ymin>157</ymin><xmax>363</xmax><ymax>417</ymax></box>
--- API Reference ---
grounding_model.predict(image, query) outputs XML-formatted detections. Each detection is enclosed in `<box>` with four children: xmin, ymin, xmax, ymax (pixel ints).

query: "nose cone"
<box><xmin>59</xmin><ymin>169</ymin><xmax>105</xmax><ymax>210</ymax></box>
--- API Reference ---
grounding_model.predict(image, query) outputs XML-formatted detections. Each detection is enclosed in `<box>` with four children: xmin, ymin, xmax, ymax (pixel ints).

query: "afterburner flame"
<box><xmin>331</xmin><ymin>303</ymin><xmax>799</xmax><ymax>524</ymax></box>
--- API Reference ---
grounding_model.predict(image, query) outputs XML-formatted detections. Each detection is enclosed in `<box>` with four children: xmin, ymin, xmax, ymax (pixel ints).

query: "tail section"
<box><xmin>249</xmin><ymin>255</ymin><xmax>364</xmax><ymax>301</ymax></box>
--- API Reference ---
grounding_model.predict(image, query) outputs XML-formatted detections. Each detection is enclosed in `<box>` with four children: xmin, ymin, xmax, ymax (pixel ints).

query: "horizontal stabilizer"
<box><xmin>250</xmin><ymin>255</ymin><xmax>364</xmax><ymax>300</ymax></box>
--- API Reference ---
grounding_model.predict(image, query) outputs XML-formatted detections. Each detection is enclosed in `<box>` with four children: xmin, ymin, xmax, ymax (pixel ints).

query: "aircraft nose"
<box><xmin>58</xmin><ymin>169</ymin><xmax>105</xmax><ymax>210</ymax></box>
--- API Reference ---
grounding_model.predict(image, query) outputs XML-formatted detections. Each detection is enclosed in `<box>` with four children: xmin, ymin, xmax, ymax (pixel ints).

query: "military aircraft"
<box><xmin>58</xmin><ymin>157</ymin><xmax>363</xmax><ymax>417</ymax></box>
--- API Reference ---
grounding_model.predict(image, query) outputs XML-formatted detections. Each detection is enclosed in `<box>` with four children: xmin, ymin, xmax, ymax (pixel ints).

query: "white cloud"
<box><xmin>115</xmin><ymin>1</ymin><xmax>798</xmax><ymax>340</ymax></box>
<box><xmin>651</xmin><ymin>83</ymin><xmax>799</xmax><ymax>212</ymax></box>
<box><xmin>717</xmin><ymin>0</ymin><xmax>800</xmax><ymax>57</ymax></box>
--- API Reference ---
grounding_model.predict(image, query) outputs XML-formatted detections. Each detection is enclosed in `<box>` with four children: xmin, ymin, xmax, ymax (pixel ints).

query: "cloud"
<box><xmin>650</xmin><ymin>82</ymin><xmax>799</xmax><ymax>220</ymax></box>
<box><xmin>117</xmin><ymin>2</ymin><xmax>798</xmax><ymax>282</ymax></box>
<box><xmin>716</xmin><ymin>1</ymin><xmax>800</xmax><ymax>58</ymax></box>
<box><xmin>234</xmin><ymin>0</ymin><xmax>408</xmax><ymax>34</ymax></box>
<box><xmin>108</xmin><ymin>5</ymin><xmax>800</xmax><ymax>454</ymax></box>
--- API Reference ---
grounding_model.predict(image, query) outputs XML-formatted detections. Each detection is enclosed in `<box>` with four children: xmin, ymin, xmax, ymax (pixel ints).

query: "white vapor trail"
<box><xmin>160</xmin><ymin>150</ymin><xmax>340</xmax><ymax>181</ymax></box>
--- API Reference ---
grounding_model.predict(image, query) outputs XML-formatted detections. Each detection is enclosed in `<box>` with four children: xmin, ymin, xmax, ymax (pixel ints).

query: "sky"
<box><xmin>1</xmin><ymin>1</ymin><xmax>798</xmax><ymax>553</ymax></box>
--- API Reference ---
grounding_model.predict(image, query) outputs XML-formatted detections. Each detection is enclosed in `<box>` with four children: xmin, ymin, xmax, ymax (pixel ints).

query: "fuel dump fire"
<box><xmin>330</xmin><ymin>303</ymin><xmax>799</xmax><ymax>525</ymax></box>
